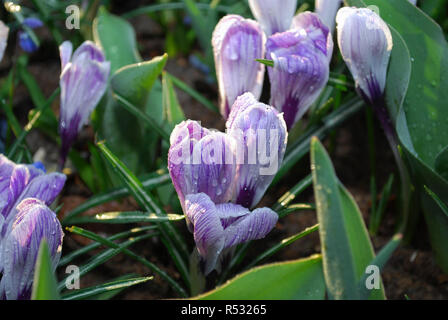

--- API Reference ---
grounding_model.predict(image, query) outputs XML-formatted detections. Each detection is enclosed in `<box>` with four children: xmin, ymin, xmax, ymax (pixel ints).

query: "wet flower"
<box><xmin>0</xmin><ymin>155</ymin><xmax>65</xmax><ymax>300</ymax></box>
<box><xmin>59</xmin><ymin>41</ymin><xmax>110</xmax><ymax>166</ymax></box>
<box><xmin>185</xmin><ymin>193</ymin><xmax>277</xmax><ymax>275</ymax></box>
<box><xmin>18</xmin><ymin>17</ymin><xmax>43</xmax><ymax>53</ymax></box>
<box><xmin>212</xmin><ymin>15</ymin><xmax>265</xmax><ymax>118</ymax></box>
<box><xmin>314</xmin><ymin>0</ymin><xmax>342</xmax><ymax>31</ymax></box>
<box><xmin>227</xmin><ymin>93</ymin><xmax>288</xmax><ymax>208</ymax></box>
<box><xmin>266</xmin><ymin>13</ymin><xmax>331</xmax><ymax>129</ymax></box>
<box><xmin>0</xmin><ymin>20</ymin><xmax>8</xmax><ymax>62</ymax></box>
<box><xmin>168</xmin><ymin>94</ymin><xmax>286</xmax><ymax>274</ymax></box>
<box><xmin>336</xmin><ymin>7</ymin><xmax>393</xmax><ymax>105</ymax></box>
<box><xmin>248</xmin><ymin>0</ymin><xmax>298</xmax><ymax>36</ymax></box>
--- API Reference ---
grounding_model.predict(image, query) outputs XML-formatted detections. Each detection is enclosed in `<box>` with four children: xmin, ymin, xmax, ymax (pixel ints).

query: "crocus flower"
<box><xmin>168</xmin><ymin>94</ymin><xmax>285</xmax><ymax>274</ymax></box>
<box><xmin>0</xmin><ymin>20</ymin><xmax>8</xmax><ymax>62</ymax></box>
<box><xmin>212</xmin><ymin>15</ymin><xmax>265</xmax><ymax>118</ymax></box>
<box><xmin>314</xmin><ymin>0</ymin><xmax>342</xmax><ymax>31</ymax></box>
<box><xmin>336</xmin><ymin>7</ymin><xmax>392</xmax><ymax>105</ymax></box>
<box><xmin>266</xmin><ymin>13</ymin><xmax>331</xmax><ymax>130</ymax></box>
<box><xmin>248</xmin><ymin>0</ymin><xmax>298</xmax><ymax>36</ymax></box>
<box><xmin>227</xmin><ymin>93</ymin><xmax>288</xmax><ymax>208</ymax></box>
<box><xmin>0</xmin><ymin>154</ymin><xmax>65</xmax><ymax>300</ymax></box>
<box><xmin>19</xmin><ymin>17</ymin><xmax>43</xmax><ymax>53</ymax></box>
<box><xmin>59</xmin><ymin>41</ymin><xmax>110</xmax><ymax>166</ymax></box>
<box><xmin>409</xmin><ymin>0</ymin><xmax>417</xmax><ymax>5</ymax></box>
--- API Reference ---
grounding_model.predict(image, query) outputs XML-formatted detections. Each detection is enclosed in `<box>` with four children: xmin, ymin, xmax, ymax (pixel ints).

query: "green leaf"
<box><xmin>311</xmin><ymin>137</ymin><xmax>385</xmax><ymax>300</ymax></box>
<box><xmin>61</xmin><ymin>276</ymin><xmax>153</xmax><ymax>300</ymax></box>
<box><xmin>246</xmin><ymin>224</ymin><xmax>319</xmax><ymax>270</ymax></box>
<box><xmin>167</xmin><ymin>73</ymin><xmax>218</xmax><ymax>113</ymax></box>
<box><xmin>93</xmin><ymin>7</ymin><xmax>141</xmax><ymax>74</ymax></box>
<box><xmin>256</xmin><ymin>59</ymin><xmax>274</xmax><ymax>67</ymax></box>
<box><xmin>62</xmin><ymin>170</ymin><xmax>171</xmax><ymax>224</ymax></box>
<box><xmin>162</xmin><ymin>72</ymin><xmax>185</xmax><ymax>128</ymax></box>
<box><xmin>347</xmin><ymin>0</ymin><xmax>448</xmax><ymax>276</ymax></box>
<box><xmin>67</xmin><ymin>211</ymin><xmax>184</xmax><ymax>224</ymax></box>
<box><xmin>424</xmin><ymin>185</ymin><xmax>448</xmax><ymax>218</ymax></box>
<box><xmin>435</xmin><ymin>146</ymin><xmax>448</xmax><ymax>181</ymax></box>
<box><xmin>65</xmin><ymin>226</ymin><xmax>187</xmax><ymax>297</ymax></box>
<box><xmin>196</xmin><ymin>255</ymin><xmax>325</xmax><ymax>300</ymax></box>
<box><xmin>31</xmin><ymin>240</ymin><xmax>60</xmax><ymax>300</ymax></box>
<box><xmin>111</xmin><ymin>55</ymin><xmax>168</xmax><ymax>108</ymax></box>
<box><xmin>358</xmin><ymin>233</ymin><xmax>402</xmax><ymax>300</ymax></box>
<box><xmin>59</xmin><ymin>226</ymin><xmax>157</xmax><ymax>266</ymax></box>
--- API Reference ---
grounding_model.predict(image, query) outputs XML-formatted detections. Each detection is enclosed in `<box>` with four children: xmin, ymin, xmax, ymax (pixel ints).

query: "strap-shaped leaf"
<box><xmin>311</xmin><ymin>137</ymin><xmax>385</xmax><ymax>300</ymax></box>
<box><xmin>196</xmin><ymin>255</ymin><xmax>325</xmax><ymax>300</ymax></box>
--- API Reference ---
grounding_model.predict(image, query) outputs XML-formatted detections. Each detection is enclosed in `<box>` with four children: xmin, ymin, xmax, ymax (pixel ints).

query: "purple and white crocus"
<box><xmin>0</xmin><ymin>154</ymin><xmax>65</xmax><ymax>300</ymax></box>
<box><xmin>248</xmin><ymin>0</ymin><xmax>298</xmax><ymax>36</ymax></box>
<box><xmin>212</xmin><ymin>15</ymin><xmax>265</xmax><ymax>119</ymax></box>
<box><xmin>336</xmin><ymin>7</ymin><xmax>392</xmax><ymax>106</ymax></box>
<box><xmin>168</xmin><ymin>93</ymin><xmax>287</xmax><ymax>274</ymax></box>
<box><xmin>59</xmin><ymin>41</ymin><xmax>110</xmax><ymax>167</ymax></box>
<box><xmin>266</xmin><ymin>12</ymin><xmax>332</xmax><ymax>130</ymax></box>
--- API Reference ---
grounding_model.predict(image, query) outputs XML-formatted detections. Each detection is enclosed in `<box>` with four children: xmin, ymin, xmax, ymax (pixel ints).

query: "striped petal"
<box><xmin>266</xmin><ymin>29</ymin><xmax>330</xmax><ymax>129</ymax></box>
<box><xmin>248</xmin><ymin>0</ymin><xmax>298</xmax><ymax>36</ymax></box>
<box><xmin>314</xmin><ymin>0</ymin><xmax>342</xmax><ymax>31</ymax></box>
<box><xmin>0</xmin><ymin>198</ymin><xmax>63</xmax><ymax>300</ymax></box>
<box><xmin>212</xmin><ymin>15</ymin><xmax>265</xmax><ymax>118</ymax></box>
<box><xmin>59</xmin><ymin>41</ymin><xmax>110</xmax><ymax>164</ymax></box>
<box><xmin>336</xmin><ymin>7</ymin><xmax>393</xmax><ymax>104</ymax></box>
<box><xmin>226</xmin><ymin>93</ymin><xmax>287</xmax><ymax>208</ymax></box>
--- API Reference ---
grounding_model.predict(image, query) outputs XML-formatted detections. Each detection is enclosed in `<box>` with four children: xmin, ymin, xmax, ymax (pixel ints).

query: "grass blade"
<box><xmin>246</xmin><ymin>224</ymin><xmax>319</xmax><ymax>270</ymax></box>
<box><xmin>61</xmin><ymin>276</ymin><xmax>153</xmax><ymax>300</ymax></box>
<box><xmin>65</xmin><ymin>226</ymin><xmax>188</xmax><ymax>297</ymax></box>
<box><xmin>67</xmin><ymin>211</ymin><xmax>184</xmax><ymax>224</ymax></box>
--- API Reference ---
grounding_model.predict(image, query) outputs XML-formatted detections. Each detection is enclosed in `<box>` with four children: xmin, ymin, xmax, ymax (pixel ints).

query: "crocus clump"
<box><xmin>168</xmin><ymin>93</ymin><xmax>287</xmax><ymax>274</ymax></box>
<box><xmin>248</xmin><ymin>0</ymin><xmax>298</xmax><ymax>36</ymax></box>
<box><xmin>212</xmin><ymin>15</ymin><xmax>265</xmax><ymax>118</ymax></box>
<box><xmin>0</xmin><ymin>155</ymin><xmax>65</xmax><ymax>300</ymax></box>
<box><xmin>0</xmin><ymin>20</ymin><xmax>8</xmax><ymax>62</ymax></box>
<box><xmin>59</xmin><ymin>41</ymin><xmax>110</xmax><ymax>166</ymax></box>
<box><xmin>266</xmin><ymin>12</ymin><xmax>332</xmax><ymax>130</ymax></box>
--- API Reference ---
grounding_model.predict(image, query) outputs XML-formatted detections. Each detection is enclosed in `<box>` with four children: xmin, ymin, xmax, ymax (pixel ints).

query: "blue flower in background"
<box><xmin>18</xmin><ymin>17</ymin><xmax>43</xmax><ymax>53</ymax></box>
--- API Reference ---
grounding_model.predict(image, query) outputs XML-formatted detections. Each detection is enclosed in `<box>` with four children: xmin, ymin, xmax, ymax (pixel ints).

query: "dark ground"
<box><xmin>1</xmin><ymin>3</ymin><xmax>447</xmax><ymax>300</ymax></box>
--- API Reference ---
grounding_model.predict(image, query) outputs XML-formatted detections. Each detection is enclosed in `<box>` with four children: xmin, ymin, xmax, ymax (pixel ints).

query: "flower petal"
<box><xmin>59</xmin><ymin>41</ymin><xmax>110</xmax><ymax>163</ymax></box>
<box><xmin>169</xmin><ymin>129</ymin><xmax>237</xmax><ymax>209</ymax></box>
<box><xmin>59</xmin><ymin>41</ymin><xmax>73</xmax><ymax>71</ymax></box>
<box><xmin>266</xmin><ymin>29</ymin><xmax>330</xmax><ymax>129</ymax></box>
<box><xmin>227</xmin><ymin>93</ymin><xmax>287</xmax><ymax>208</ymax></box>
<box><xmin>212</xmin><ymin>14</ymin><xmax>265</xmax><ymax>118</ymax></box>
<box><xmin>314</xmin><ymin>0</ymin><xmax>342</xmax><ymax>31</ymax></box>
<box><xmin>248</xmin><ymin>0</ymin><xmax>297</xmax><ymax>36</ymax></box>
<box><xmin>222</xmin><ymin>207</ymin><xmax>278</xmax><ymax>248</ymax></box>
<box><xmin>292</xmin><ymin>11</ymin><xmax>333</xmax><ymax>61</ymax></box>
<box><xmin>0</xmin><ymin>198</ymin><xmax>63</xmax><ymax>300</ymax></box>
<box><xmin>185</xmin><ymin>193</ymin><xmax>225</xmax><ymax>275</ymax></box>
<box><xmin>0</xmin><ymin>20</ymin><xmax>9</xmax><ymax>62</ymax></box>
<box><xmin>336</xmin><ymin>7</ymin><xmax>393</xmax><ymax>104</ymax></box>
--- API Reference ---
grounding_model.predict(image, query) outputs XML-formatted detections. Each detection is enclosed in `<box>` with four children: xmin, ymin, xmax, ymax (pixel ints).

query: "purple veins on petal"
<box><xmin>291</xmin><ymin>12</ymin><xmax>334</xmax><ymax>61</ymax></box>
<box><xmin>185</xmin><ymin>193</ymin><xmax>278</xmax><ymax>275</ymax></box>
<box><xmin>266</xmin><ymin>29</ymin><xmax>330</xmax><ymax>130</ymax></box>
<box><xmin>336</xmin><ymin>7</ymin><xmax>393</xmax><ymax>105</ymax></box>
<box><xmin>58</xmin><ymin>40</ymin><xmax>110</xmax><ymax>166</ymax></box>
<box><xmin>226</xmin><ymin>93</ymin><xmax>287</xmax><ymax>208</ymax></box>
<box><xmin>0</xmin><ymin>198</ymin><xmax>63</xmax><ymax>300</ymax></box>
<box><xmin>314</xmin><ymin>0</ymin><xmax>342</xmax><ymax>31</ymax></box>
<box><xmin>212</xmin><ymin>14</ymin><xmax>265</xmax><ymax>118</ymax></box>
<box><xmin>168</xmin><ymin>123</ymin><xmax>237</xmax><ymax>210</ymax></box>
<box><xmin>248</xmin><ymin>0</ymin><xmax>298</xmax><ymax>36</ymax></box>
